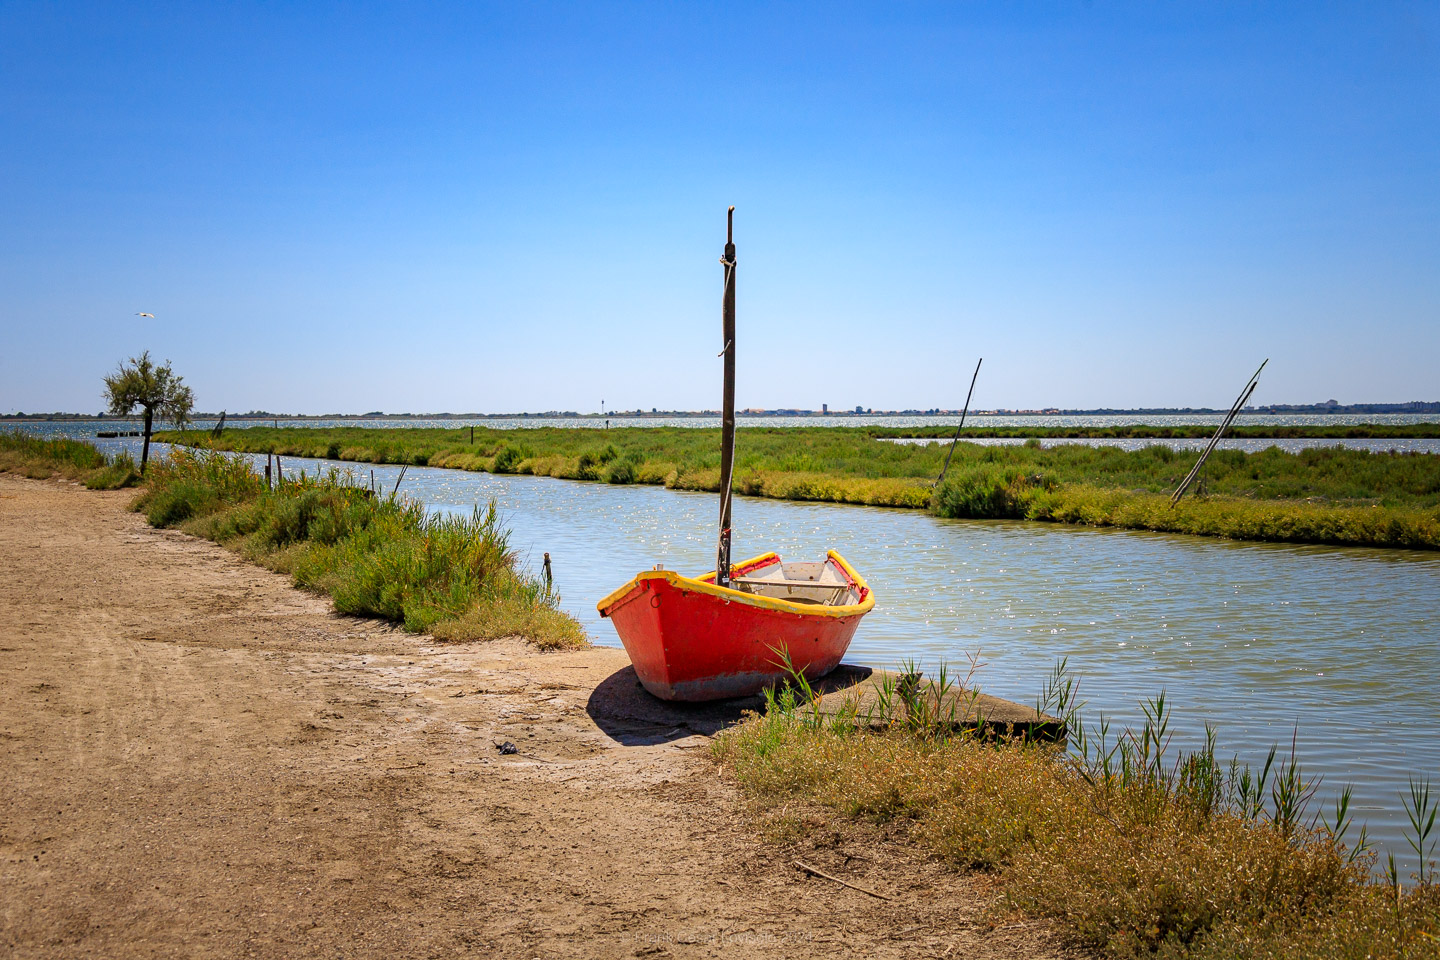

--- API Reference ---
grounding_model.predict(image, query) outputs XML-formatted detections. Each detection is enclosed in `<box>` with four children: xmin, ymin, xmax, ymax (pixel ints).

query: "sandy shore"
<box><xmin>0</xmin><ymin>473</ymin><xmax>1065</xmax><ymax>959</ymax></box>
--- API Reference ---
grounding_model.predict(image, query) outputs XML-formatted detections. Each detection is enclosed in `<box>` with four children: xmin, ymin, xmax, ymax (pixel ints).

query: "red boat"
<box><xmin>596</xmin><ymin>208</ymin><xmax>876</xmax><ymax>701</ymax></box>
<box><xmin>598</xmin><ymin>550</ymin><xmax>875</xmax><ymax>701</ymax></box>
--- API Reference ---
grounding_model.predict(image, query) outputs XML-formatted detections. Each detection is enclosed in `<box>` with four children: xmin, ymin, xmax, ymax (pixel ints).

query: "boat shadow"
<box><xmin>585</xmin><ymin>663</ymin><xmax>875</xmax><ymax>745</ymax></box>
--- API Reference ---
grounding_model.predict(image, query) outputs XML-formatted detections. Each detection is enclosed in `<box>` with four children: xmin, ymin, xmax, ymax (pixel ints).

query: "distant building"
<box><xmin>822</xmin><ymin>403</ymin><xmax>828</xmax><ymax>414</ymax></box>
<box><xmin>854</xmin><ymin>405</ymin><xmax>864</xmax><ymax>414</ymax></box>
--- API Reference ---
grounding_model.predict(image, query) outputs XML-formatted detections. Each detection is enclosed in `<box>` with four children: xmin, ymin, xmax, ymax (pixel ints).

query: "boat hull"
<box><xmin>597</xmin><ymin>551</ymin><xmax>873</xmax><ymax>701</ymax></box>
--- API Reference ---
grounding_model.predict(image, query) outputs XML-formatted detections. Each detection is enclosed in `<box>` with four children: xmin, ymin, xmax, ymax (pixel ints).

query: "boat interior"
<box><xmin>729</xmin><ymin>558</ymin><xmax>860</xmax><ymax>606</ymax></box>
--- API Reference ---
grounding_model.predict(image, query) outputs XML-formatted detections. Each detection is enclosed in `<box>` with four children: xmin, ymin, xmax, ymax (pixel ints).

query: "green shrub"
<box><xmin>933</xmin><ymin>465</ymin><xmax>1040</xmax><ymax>518</ymax></box>
<box><xmin>492</xmin><ymin>445</ymin><xmax>524</xmax><ymax>473</ymax></box>
<box><xmin>605</xmin><ymin>458</ymin><xmax>637</xmax><ymax>484</ymax></box>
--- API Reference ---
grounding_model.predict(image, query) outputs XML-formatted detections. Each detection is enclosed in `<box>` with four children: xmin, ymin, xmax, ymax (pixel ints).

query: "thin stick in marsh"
<box><xmin>935</xmin><ymin>357</ymin><xmax>983</xmax><ymax>487</ymax></box>
<box><xmin>1170</xmin><ymin>358</ymin><xmax>1268</xmax><ymax>506</ymax></box>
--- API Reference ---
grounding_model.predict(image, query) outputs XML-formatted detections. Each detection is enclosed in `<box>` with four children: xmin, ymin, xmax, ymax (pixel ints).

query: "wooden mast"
<box><xmin>716</xmin><ymin>206</ymin><xmax>737</xmax><ymax>587</ymax></box>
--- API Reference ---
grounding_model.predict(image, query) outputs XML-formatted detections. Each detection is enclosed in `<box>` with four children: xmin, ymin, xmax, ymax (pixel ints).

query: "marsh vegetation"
<box><xmin>0</xmin><ymin>431</ymin><xmax>140</xmax><ymax>489</ymax></box>
<box><xmin>131</xmin><ymin>447</ymin><xmax>585</xmax><ymax>648</ymax></box>
<box><xmin>715</xmin><ymin>664</ymin><xmax>1440</xmax><ymax>959</ymax></box>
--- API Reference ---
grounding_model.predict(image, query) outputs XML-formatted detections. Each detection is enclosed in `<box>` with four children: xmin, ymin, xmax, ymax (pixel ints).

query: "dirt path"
<box><xmin>0</xmin><ymin>474</ymin><xmax>1066</xmax><ymax>959</ymax></box>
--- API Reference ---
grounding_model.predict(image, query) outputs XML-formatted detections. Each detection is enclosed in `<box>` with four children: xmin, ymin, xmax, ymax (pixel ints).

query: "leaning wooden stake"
<box><xmin>1170</xmin><ymin>359</ymin><xmax>1268</xmax><ymax>506</ymax></box>
<box><xmin>935</xmin><ymin>358</ymin><xmax>983</xmax><ymax>487</ymax></box>
<box><xmin>794</xmin><ymin>861</ymin><xmax>892</xmax><ymax>900</ymax></box>
<box><xmin>391</xmin><ymin>465</ymin><xmax>408</xmax><ymax>496</ymax></box>
<box><xmin>715</xmin><ymin>206</ymin><xmax>737</xmax><ymax>588</ymax></box>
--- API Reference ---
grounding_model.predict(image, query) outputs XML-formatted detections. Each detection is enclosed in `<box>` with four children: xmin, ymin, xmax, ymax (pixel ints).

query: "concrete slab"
<box><xmin>584</xmin><ymin>661</ymin><xmax>1064</xmax><ymax>745</ymax></box>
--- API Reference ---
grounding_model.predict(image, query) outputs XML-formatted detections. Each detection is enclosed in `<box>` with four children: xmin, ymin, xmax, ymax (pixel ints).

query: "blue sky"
<box><xmin>2</xmin><ymin>2</ymin><xmax>1436</xmax><ymax>415</ymax></box>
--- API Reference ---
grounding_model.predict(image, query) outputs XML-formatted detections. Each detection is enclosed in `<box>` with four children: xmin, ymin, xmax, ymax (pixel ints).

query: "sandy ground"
<box><xmin>0</xmin><ymin>473</ymin><xmax>1069</xmax><ymax>959</ymax></box>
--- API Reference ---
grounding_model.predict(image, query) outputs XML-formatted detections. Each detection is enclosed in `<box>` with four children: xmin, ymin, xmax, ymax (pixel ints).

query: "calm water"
<box><xmin>15</xmin><ymin>427</ymin><xmax>1440</xmax><ymax>867</ymax></box>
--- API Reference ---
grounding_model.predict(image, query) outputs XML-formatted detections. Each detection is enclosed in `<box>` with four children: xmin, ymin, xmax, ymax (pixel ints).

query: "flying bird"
<box><xmin>135</xmin><ymin>312</ymin><xmax>155</xmax><ymax>318</ymax></box>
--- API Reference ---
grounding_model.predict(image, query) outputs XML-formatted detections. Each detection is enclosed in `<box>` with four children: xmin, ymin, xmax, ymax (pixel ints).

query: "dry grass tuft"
<box><xmin>714</xmin><ymin>674</ymin><xmax>1440</xmax><ymax>959</ymax></box>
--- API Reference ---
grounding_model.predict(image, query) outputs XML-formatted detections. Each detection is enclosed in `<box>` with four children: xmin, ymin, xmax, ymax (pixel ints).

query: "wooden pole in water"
<box><xmin>716</xmin><ymin>206</ymin><xmax>737</xmax><ymax>588</ymax></box>
<box><xmin>934</xmin><ymin>358</ymin><xmax>983</xmax><ymax>487</ymax></box>
<box><xmin>1170</xmin><ymin>358</ymin><xmax>1268</xmax><ymax>506</ymax></box>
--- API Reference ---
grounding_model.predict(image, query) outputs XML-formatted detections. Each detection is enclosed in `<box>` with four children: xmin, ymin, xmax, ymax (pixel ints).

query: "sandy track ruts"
<box><xmin>0</xmin><ymin>473</ymin><xmax>1067</xmax><ymax>959</ymax></box>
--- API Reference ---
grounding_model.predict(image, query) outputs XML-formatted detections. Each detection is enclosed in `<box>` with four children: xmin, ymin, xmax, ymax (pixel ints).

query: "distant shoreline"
<box><xmin>6</xmin><ymin>401</ymin><xmax>1440</xmax><ymax>422</ymax></box>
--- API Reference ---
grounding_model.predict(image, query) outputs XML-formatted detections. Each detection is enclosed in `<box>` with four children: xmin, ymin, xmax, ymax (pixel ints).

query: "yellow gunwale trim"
<box><xmin>596</xmin><ymin>550</ymin><xmax>875</xmax><ymax>619</ymax></box>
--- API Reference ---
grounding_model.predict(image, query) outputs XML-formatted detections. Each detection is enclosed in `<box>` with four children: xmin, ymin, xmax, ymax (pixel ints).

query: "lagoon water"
<box><xmin>13</xmin><ymin>422</ymin><xmax>1440</xmax><ymax>868</ymax></box>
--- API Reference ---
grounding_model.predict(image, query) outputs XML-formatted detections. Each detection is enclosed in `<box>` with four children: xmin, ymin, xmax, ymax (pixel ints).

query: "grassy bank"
<box><xmin>715</xmin><ymin>676</ymin><xmax>1440</xmax><ymax>959</ymax></box>
<box><xmin>161</xmin><ymin>426</ymin><xmax>1440</xmax><ymax>550</ymax></box>
<box><xmin>0</xmin><ymin>431</ymin><xmax>140</xmax><ymax>489</ymax></box>
<box><xmin>133</xmin><ymin>447</ymin><xmax>585</xmax><ymax>649</ymax></box>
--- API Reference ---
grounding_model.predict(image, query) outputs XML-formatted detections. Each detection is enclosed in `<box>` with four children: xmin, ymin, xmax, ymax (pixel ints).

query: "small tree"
<box><xmin>103</xmin><ymin>351</ymin><xmax>194</xmax><ymax>473</ymax></box>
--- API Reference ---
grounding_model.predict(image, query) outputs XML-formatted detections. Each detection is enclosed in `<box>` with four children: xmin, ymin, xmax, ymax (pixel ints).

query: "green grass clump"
<box><xmin>0</xmin><ymin>431</ymin><xmax>140</xmax><ymax>488</ymax></box>
<box><xmin>714</xmin><ymin>674</ymin><xmax>1440</xmax><ymax>959</ymax></box>
<box><xmin>159</xmin><ymin>425</ymin><xmax>1440</xmax><ymax>549</ymax></box>
<box><xmin>133</xmin><ymin>446</ymin><xmax>586</xmax><ymax>650</ymax></box>
<box><xmin>84</xmin><ymin>451</ymin><xmax>142</xmax><ymax>490</ymax></box>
